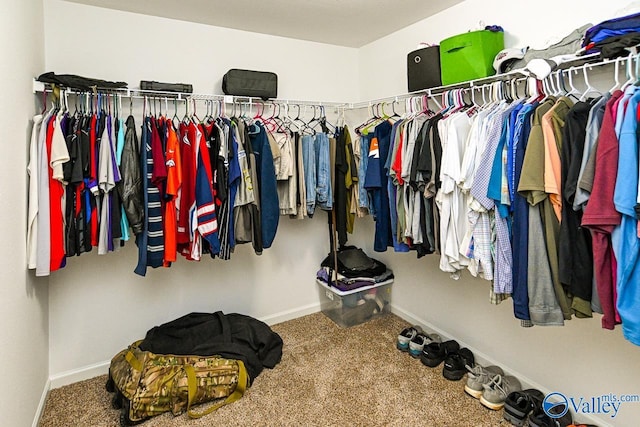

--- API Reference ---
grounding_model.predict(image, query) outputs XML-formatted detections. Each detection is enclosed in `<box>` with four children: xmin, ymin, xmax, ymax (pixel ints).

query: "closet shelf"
<box><xmin>32</xmin><ymin>52</ymin><xmax>634</xmax><ymax>110</ymax></box>
<box><xmin>348</xmin><ymin>52</ymin><xmax>626</xmax><ymax>108</ymax></box>
<box><xmin>32</xmin><ymin>79</ymin><xmax>349</xmax><ymax>108</ymax></box>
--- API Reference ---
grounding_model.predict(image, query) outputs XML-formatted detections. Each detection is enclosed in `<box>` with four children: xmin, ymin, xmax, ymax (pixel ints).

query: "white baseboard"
<box><xmin>32</xmin><ymin>378</ymin><xmax>51</xmax><ymax>427</ymax></box>
<box><xmin>389</xmin><ymin>304</ymin><xmax>611</xmax><ymax>427</ymax></box>
<box><xmin>49</xmin><ymin>360</ymin><xmax>110</xmax><ymax>390</ymax></box>
<box><xmin>259</xmin><ymin>302</ymin><xmax>320</xmax><ymax>326</ymax></box>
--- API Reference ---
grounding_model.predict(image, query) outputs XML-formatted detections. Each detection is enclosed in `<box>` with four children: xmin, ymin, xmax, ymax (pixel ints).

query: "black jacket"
<box><xmin>118</xmin><ymin>115</ymin><xmax>144</xmax><ymax>234</ymax></box>
<box><xmin>139</xmin><ymin>311</ymin><xmax>283</xmax><ymax>383</ymax></box>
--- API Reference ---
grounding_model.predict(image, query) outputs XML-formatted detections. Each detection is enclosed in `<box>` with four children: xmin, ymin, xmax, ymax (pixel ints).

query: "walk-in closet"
<box><xmin>4</xmin><ymin>1</ymin><xmax>640</xmax><ymax>426</ymax></box>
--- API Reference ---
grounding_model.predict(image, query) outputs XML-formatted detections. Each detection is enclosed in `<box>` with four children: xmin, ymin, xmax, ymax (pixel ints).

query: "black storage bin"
<box><xmin>407</xmin><ymin>46</ymin><xmax>442</xmax><ymax>92</ymax></box>
<box><xmin>222</xmin><ymin>69</ymin><xmax>278</xmax><ymax>100</ymax></box>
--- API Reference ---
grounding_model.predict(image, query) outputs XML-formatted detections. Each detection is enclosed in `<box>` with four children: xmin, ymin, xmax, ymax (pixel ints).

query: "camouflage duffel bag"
<box><xmin>106</xmin><ymin>341</ymin><xmax>249</xmax><ymax>426</ymax></box>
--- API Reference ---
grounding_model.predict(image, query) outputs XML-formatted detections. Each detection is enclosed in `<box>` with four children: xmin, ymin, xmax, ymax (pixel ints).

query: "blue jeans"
<box><xmin>314</xmin><ymin>133</ymin><xmax>332</xmax><ymax>210</ymax></box>
<box><xmin>302</xmin><ymin>135</ymin><xmax>316</xmax><ymax>216</ymax></box>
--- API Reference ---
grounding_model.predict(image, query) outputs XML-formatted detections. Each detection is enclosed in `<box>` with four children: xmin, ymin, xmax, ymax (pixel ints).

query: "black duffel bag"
<box><xmin>222</xmin><ymin>69</ymin><xmax>278</xmax><ymax>100</ymax></box>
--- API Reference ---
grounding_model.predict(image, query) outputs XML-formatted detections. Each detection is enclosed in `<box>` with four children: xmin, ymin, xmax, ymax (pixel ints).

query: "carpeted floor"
<box><xmin>39</xmin><ymin>312</ymin><xmax>509</xmax><ymax>427</ymax></box>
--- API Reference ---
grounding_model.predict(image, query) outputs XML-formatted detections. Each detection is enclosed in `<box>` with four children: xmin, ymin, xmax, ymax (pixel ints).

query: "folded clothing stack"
<box><xmin>316</xmin><ymin>266</ymin><xmax>394</xmax><ymax>292</ymax></box>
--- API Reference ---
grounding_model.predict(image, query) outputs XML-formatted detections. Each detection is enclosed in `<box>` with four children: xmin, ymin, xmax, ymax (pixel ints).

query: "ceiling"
<box><xmin>64</xmin><ymin>0</ymin><xmax>464</xmax><ymax>47</ymax></box>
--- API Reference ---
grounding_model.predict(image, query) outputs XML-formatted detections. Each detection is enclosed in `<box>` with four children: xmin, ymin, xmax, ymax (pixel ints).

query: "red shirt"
<box><xmin>582</xmin><ymin>90</ymin><xmax>624</xmax><ymax>330</ymax></box>
<box><xmin>47</xmin><ymin>116</ymin><xmax>65</xmax><ymax>272</ymax></box>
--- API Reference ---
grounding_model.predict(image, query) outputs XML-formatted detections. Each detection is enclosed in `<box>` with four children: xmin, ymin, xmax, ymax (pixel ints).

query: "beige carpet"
<box><xmin>39</xmin><ymin>312</ymin><xmax>508</xmax><ymax>427</ymax></box>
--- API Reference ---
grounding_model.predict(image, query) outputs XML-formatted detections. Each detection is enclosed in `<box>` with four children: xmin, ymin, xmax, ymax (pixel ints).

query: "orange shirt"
<box><xmin>163</xmin><ymin>119</ymin><xmax>182</xmax><ymax>265</ymax></box>
<box><xmin>542</xmin><ymin>98</ymin><xmax>573</xmax><ymax>222</ymax></box>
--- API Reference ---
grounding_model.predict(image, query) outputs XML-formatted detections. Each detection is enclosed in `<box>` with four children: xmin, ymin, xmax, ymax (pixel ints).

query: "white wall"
<box><xmin>355</xmin><ymin>1</ymin><xmax>640</xmax><ymax>426</ymax></box>
<box><xmin>0</xmin><ymin>0</ymin><xmax>49</xmax><ymax>426</ymax></box>
<box><xmin>44</xmin><ymin>0</ymin><xmax>359</xmax><ymax>102</ymax></box>
<box><xmin>43</xmin><ymin>0</ymin><xmax>360</xmax><ymax>379</ymax></box>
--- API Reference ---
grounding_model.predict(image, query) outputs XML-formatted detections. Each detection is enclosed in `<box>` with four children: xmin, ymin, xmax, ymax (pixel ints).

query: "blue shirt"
<box><xmin>385</xmin><ymin>121</ymin><xmax>409</xmax><ymax>252</ymax></box>
<box><xmin>511</xmin><ymin>103</ymin><xmax>537</xmax><ymax>321</ymax></box>
<box><xmin>507</xmin><ymin>102</ymin><xmax>525</xmax><ymax>209</ymax></box>
<box><xmin>613</xmin><ymin>88</ymin><xmax>640</xmax><ymax>345</ymax></box>
<box><xmin>365</xmin><ymin>121</ymin><xmax>393</xmax><ymax>252</ymax></box>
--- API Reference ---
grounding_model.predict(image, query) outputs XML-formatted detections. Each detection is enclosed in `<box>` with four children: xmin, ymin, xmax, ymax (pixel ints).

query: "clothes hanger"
<box><xmin>292</xmin><ymin>104</ymin><xmax>307</xmax><ymax>131</ymax></box>
<box><xmin>284</xmin><ymin>103</ymin><xmax>299</xmax><ymax>132</ymax></box>
<box><xmin>565</xmin><ymin>67</ymin><xmax>580</xmax><ymax>99</ymax></box>
<box><xmin>253</xmin><ymin>101</ymin><xmax>264</xmax><ymax>121</ymax></box>
<box><xmin>171</xmin><ymin>98</ymin><xmax>179</xmax><ymax>123</ymax></box>
<box><xmin>620</xmin><ymin>55</ymin><xmax>635</xmax><ymax>90</ymax></box>
<box><xmin>273</xmin><ymin>103</ymin><xmax>289</xmax><ymax>132</ymax></box>
<box><xmin>525</xmin><ymin>77</ymin><xmax>539</xmax><ymax>104</ymax></box>
<box><xmin>358</xmin><ymin>102</ymin><xmax>383</xmax><ymax>135</ymax></box>
<box><xmin>546</xmin><ymin>73</ymin><xmax>558</xmax><ymax>97</ymax></box>
<box><xmin>192</xmin><ymin>98</ymin><xmax>203</xmax><ymax>123</ymax></box>
<box><xmin>182</xmin><ymin>97</ymin><xmax>191</xmax><ymax>124</ymax></box>
<box><xmin>320</xmin><ymin>106</ymin><xmax>336</xmax><ymax>133</ymax></box>
<box><xmin>554</xmin><ymin>71</ymin><xmax>566</xmax><ymax>96</ymax></box>
<box><xmin>609</xmin><ymin>57</ymin><xmax>622</xmax><ymax>93</ymax></box>
<box><xmin>579</xmin><ymin>65</ymin><xmax>602</xmax><ymax>101</ymax></box>
<box><xmin>389</xmin><ymin>98</ymin><xmax>401</xmax><ymax>119</ymax></box>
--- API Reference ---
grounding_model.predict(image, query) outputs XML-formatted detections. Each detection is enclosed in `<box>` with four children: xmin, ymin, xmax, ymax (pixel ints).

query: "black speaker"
<box><xmin>407</xmin><ymin>46</ymin><xmax>442</xmax><ymax>92</ymax></box>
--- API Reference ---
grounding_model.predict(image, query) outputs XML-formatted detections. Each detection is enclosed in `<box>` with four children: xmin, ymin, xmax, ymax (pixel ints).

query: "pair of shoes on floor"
<box><xmin>464</xmin><ymin>364</ymin><xmax>504</xmax><ymax>399</ymax></box>
<box><xmin>480</xmin><ymin>374</ymin><xmax>522</xmax><ymax>410</ymax></box>
<box><xmin>443</xmin><ymin>347</ymin><xmax>474</xmax><ymax>381</ymax></box>
<box><xmin>396</xmin><ymin>325</ymin><xmax>423</xmax><ymax>352</ymax></box>
<box><xmin>420</xmin><ymin>339</ymin><xmax>475</xmax><ymax>381</ymax></box>
<box><xmin>502</xmin><ymin>386</ymin><xmax>575</xmax><ymax>426</ymax></box>
<box><xmin>396</xmin><ymin>325</ymin><xmax>424</xmax><ymax>352</ymax></box>
<box><xmin>464</xmin><ymin>364</ymin><xmax>522</xmax><ymax>411</ymax></box>
<box><xmin>465</xmin><ymin>364</ymin><xmax>520</xmax><ymax>410</ymax></box>
<box><xmin>525</xmin><ymin>400</ymin><xmax>574</xmax><ymax>427</ymax></box>
<box><xmin>409</xmin><ymin>332</ymin><xmax>441</xmax><ymax>358</ymax></box>
<box><xmin>502</xmin><ymin>388</ymin><xmax>545</xmax><ymax>426</ymax></box>
<box><xmin>396</xmin><ymin>325</ymin><xmax>441</xmax><ymax>358</ymax></box>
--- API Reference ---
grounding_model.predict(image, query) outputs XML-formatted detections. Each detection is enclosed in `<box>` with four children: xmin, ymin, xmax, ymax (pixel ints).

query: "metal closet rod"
<box><xmin>32</xmin><ymin>52</ymin><xmax>639</xmax><ymax>111</ymax></box>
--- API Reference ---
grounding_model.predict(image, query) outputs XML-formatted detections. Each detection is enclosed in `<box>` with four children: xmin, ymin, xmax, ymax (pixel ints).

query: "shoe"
<box><xmin>420</xmin><ymin>340</ymin><xmax>460</xmax><ymax>367</ymax></box>
<box><xmin>443</xmin><ymin>348</ymin><xmax>475</xmax><ymax>381</ymax></box>
<box><xmin>503</xmin><ymin>389</ymin><xmax>545</xmax><ymax>426</ymax></box>
<box><xmin>464</xmin><ymin>364</ymin><xmax>504</xmax><ymax>399</ymax></box>
<box><xmin>527</xmin><ymin>402</ymin><xmax>573</xmax><ymax>427</ymax></box>
<box><xmin>480</xmin><ymin>374</ymin><xmax>522</xmax><ymax>410</ymax></box>
<box><xmin>408</xmin><ymin>333</ymin><xmax>441</xmax><ymax>358</ymax></box>
<box><xmin>396</xmin><ymin>325</ymin><xmax>423</xmax><ymax>352</ymax></box>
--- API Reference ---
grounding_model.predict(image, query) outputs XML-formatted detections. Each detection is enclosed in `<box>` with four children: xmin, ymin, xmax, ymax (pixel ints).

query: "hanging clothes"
<box><xmin>364</xmin><ymin>120</ymin><xmax>394</xmax><ymax>252</ymax></box>
<box><xmin>248</xmin><ymin>121</ymin><xmax>279</xmax><ymax>249</ymax></box>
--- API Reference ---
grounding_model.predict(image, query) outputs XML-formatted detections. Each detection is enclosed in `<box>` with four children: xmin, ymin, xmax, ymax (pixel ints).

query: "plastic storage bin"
<box><xmin>407</xmin><ymin>46</ymin><xmax>442</xmax><ymax>91</ymax></box>
<box><xmin>316</xmin><ymin>279</ymin><xmax>393</xmax><ymax>328</ymax></box>
<box><xmin>439</xmin><ymin>30</ymin><xmax>504</xmax><ymax>85</ymax></box>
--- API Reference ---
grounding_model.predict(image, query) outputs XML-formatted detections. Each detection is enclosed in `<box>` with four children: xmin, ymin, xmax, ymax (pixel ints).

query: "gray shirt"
<box><xmin>573</xmin><ymin>93</ymin><xmax>611</xmax><ymax>210</ymax></box>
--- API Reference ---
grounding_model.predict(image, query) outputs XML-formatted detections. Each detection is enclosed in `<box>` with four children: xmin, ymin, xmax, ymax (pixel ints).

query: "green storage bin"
<box><xmin>440</xmin><ymin>30</ymin><xmax>504</xmax><ymax>85</ymax></box>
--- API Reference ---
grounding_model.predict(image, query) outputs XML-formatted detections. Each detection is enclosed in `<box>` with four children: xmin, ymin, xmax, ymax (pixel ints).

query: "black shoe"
<box><xmin>527</xmin><ymin>399</ymin><xmax>573</xmax><ymax>427</ymax></box>
<box><xmin>420</xmin><ymin>340</ymin><xmax>459</xmax><ymax>367</ymax></box>
<box><xmin>443</xmin><ymin>347</ymin><xmax>475</xmax><ymax>381</ymax></box>
<box><xmin>503</xmin><ymin>389</ymin><xmax>544</xmax><ymax>426</ymax></box>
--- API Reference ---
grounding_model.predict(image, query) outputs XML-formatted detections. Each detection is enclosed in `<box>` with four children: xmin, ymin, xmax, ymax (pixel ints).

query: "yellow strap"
<box><xmin>186</xmin><ymin>360</ymin><xmax>249</xmax><ymax>419</ymax></box>
<box><xmin>125</xmin><ymin>350</ymin><xmax>143</xmax><ymax>372</ymax></box>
